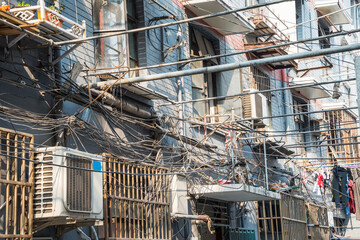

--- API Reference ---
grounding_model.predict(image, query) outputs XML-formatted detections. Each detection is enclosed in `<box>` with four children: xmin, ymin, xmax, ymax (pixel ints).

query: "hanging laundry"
<box><xmin>324</xmin><ymin>169</ymin><xmax>331</xmax><ymax>189</ymax></box>
<box><xmin>318</xmin><ymin>172</ymin><xmax>324</xmax><ymax>188</ymax></box>
<box><xmin>350</xmin><ymin>168</ymin><xmax>360</xmax><ymax>220</ymax></box>
<box><xmin>313</xmin><ymin>171</ymin><xmax>321</xmax><ymax>195</ymax></box>
<box><xmin>332</xmin><ymin>165</ymin><xmax>349</xmax><ymax>209</ymax></box>
<box><xmin>348</xmin><ymin>179</ymin><xmax>356</xmax><ymax>214</ymax></box>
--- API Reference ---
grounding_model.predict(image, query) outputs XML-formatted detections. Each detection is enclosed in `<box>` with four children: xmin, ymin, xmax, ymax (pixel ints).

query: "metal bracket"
<box><xmin>8</xmin><ymin>33</ymin><xmax>27</xmax><ymax>49</ymax></box>
<box><xmin>52</xmin><ymin>43</ymin><xmax>81</xmax><ymax>66</ymax></box>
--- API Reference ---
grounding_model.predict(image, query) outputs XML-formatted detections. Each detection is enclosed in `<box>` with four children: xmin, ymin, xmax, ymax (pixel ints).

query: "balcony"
<box><xmin>250</xmin><ymin>7</ymin><xmax>289</xmax><ymax>42</ymax></box>
<box><xmin>314</xmin><ymin>0</ymin><xmax>351</xmax><ymax>25</ymax></box>
<box><xmin>0</xmin><ymin>0</ymin><xmax>85</xmax><ymax>41</ymax></box>
<box><xmin>253</xmin><ymin>139</ymin><xmax>294</xmax><ymax>157</ymax></box>
<box><xmin>244</xmin><ymin>42</ymin><xmax>297</xmax><ymax>70</ymax></box>
<box><xmin>290</xmin><ymin>77</ymin><xmax>331</xmax><ymax>100</ymax></box>
<box><xmin>183</xmin><ymin>0</ymin><xmax>254</xmax><ymax>35</ymax></box>
<box><xmin>190</xmin><ymin>184</ymin><xmax>280</xmax><ymax>202</ymax></box>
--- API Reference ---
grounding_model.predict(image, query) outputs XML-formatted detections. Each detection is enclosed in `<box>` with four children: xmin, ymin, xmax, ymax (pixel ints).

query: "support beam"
<box><xmin>8</xmin><ymin>33</ymin><xmax>27</xmax><ymax>49</ymax></box>
<box><xmin>355</xmin><ymin>56</ymin><xmax>360</xmax><ymax>124</ymax></box>
<box><xmin>52</xmin><ymin>44</ymin><xmax>81</xmax><ymax>66</ymax></box>
<box><xmin>0</xmin><ymin>19</ymin><xmax>52</xmax><ymax>45</ymax></box>
<box><xmin>86</xmin><ymin>42</ymin><xmax>360</xmax><ymax>89</ymax></box>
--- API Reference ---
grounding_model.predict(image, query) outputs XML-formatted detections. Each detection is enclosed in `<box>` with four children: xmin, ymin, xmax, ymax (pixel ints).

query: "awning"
<box><xmin>122</xmin><ymin>84</ymin><xmax>170</xmax><ymax>100</ymax></box>
<box><xmin>183</xmin><ymin>0</ymin><xmax>254</xmax><ymax>35</ymax></box>
<box><xmin>191</xmin><ymin>184</ymin><xmax>280</xmax><ymax>201</ymax></box>
<box><xmin>253</xmin><ymin>140</ymin><xmax>294</xmax><ymax>157</ymax></box>
<box><xmin>290</xmin><ymin>77</ymin><xmax>331</xmax><ymax>100</ymax></box>
<box><xmin>314</xmin><ymin>0</ymin><xmax>351</xmax><ymax>25</ymax></box>
<box><xmin>244</xmin><ymin>42</ymin><xmax>297</xmax><ymax>70</ymax></box>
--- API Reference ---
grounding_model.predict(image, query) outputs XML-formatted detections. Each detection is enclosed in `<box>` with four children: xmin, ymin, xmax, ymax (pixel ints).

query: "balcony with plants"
<box><xmin>0</xmin><ymin>0</ymin><xmax>85</xmax><ymax>41</ymax></box>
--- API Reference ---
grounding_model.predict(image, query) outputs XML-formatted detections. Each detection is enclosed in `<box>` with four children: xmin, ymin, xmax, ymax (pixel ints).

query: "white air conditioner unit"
<box><xmin>34</xmin><ymin>146</ymin><xmax>103</xmax><ymax>222</ymax></box>
<box><xmin>243</xmin><ymin>88</ymin><xmax>269</xmax><ymax>127</ymax></box>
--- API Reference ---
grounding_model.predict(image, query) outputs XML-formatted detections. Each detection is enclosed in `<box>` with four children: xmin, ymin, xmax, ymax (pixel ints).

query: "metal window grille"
<box><xmin>324</xmin><ymin>110</ymin><xmax>359</xmax><ymax>163</ymax></box>
<box><xmin>307</xmin><ymin>203</ymin><xmax>330</xmax><ymax>239</ymax></box>
<box><xmin>257</xmin><ymin>193</ymin><xmax>308</xmax><ymax>240</ymax></box>
<box><xmin>102</xmin><ymin>155</ymin><xmax>170</xmax><ymax>240</ymax></box>
<box><xmin>0</xmin><ymin>127</ymin><xmax>34</xmax><ymax>239</ymax></box>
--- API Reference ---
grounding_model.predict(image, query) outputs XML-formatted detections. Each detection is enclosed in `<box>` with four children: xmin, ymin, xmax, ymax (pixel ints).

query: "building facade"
<box><xmin>0</xmin><ymin>0</ymin><xmax>359</xmax><ymax>239</ymax></box>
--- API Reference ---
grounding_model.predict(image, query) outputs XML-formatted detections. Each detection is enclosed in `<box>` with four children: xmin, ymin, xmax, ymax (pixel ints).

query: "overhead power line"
<box><xmin>54</xmin><ymin>0</ymin><xmax>292</xmax><ymax>46</ymax></box>
<box><xmin>85</xmin><ymin>28</ymin><xmax>360</xmax><ymax>74</ymax></box>
<box><xmin>158</xmin><ymin>78</ymin><xmax>356</xmax><ymax>106</ymax></box>
<box><xmin>85</xmin><ymin>42</ymin><xmax>360</xmax><ymax>89</ymax></box>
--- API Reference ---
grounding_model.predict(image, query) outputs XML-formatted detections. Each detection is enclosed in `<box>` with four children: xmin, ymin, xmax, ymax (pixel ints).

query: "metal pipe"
<box><xmin>171</xmin><ymin>213</ymin><xmax>215</xmax><ymax>234</ymax></box>
<box><xmin>55</xmin><ymin>0</ymin><xmax>291</xmax><ymax>46</ymax></box>
<box><xmin>90</xmin><ymin>89</ymin><xmax>156</xmax><ymax>119</ymax></box>
<box><xmin>355</xmin><ymin>56</ymin><xmax>360</xmax><ymax>125</ymax></box>
<box><xmin>263</xmin><ymin>137</ymin><xmax>268</xmax><ymax>190</ymax></box>
<box><xmin>85</xmin><ymin>42</ymin><xmax>360</xmax><ymax>89</ymax></box>
<box><xmin>76</xmin><ymin>227</ymin><xmax>91</xmax><ymax>240</ymax></box>
<box><xmin>171</xmin><ymin>213</ymin><xmax>210</xmax><ymax>221</ymax></box>
<box><xmin>158</xmin><ymin>77</ymin><xmax>355</xmax><ymax>106</ymax></box>
<box><xmin>90</xmin><ymin>226</ymin><xmax>99</xmax><ymax>240</ymax></box>
<box><xmin>85</xmin><ymin>28</ymin><xmax>360</xmax><ymax>74</ymax></box>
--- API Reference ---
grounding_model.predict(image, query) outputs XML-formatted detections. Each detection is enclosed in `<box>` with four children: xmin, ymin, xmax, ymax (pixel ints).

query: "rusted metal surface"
<box><xmin>0</xmin><ymin>128</ymin><xmax>34</xmax><ymax>239</ymax></box>
<box><xmin>102</xmin><ymin>154</ymin><xmax>170</xmax><ymax>240</ymax></box>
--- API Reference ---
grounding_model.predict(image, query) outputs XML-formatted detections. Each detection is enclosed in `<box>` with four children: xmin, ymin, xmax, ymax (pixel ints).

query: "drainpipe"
<box><xmin>281</xmin><ymin>69</ymin><xmax>288</xmax><ymax>135</ymax></box>
<box><xmin>171</xmin><ymin>213</ymin><xmax>215</xmax><ymax>234</ymax></box>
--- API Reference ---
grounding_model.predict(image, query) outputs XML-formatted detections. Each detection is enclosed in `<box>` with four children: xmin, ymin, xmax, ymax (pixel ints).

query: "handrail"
<box><xmin>8</xmin><ymin>4</ymin><xmax>85</xmax><ymax>38</ymax></box>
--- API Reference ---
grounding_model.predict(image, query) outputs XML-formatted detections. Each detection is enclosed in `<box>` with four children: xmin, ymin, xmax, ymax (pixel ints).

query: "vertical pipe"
<box><xmin>355</xmin><ymin>56</ymin><xmax>360</xmax><ymax>124</ymax></box>
<box><xmin>264</xmin><ymin>137</ymin><xmax>268</xmax><ymax>190</ymax></box>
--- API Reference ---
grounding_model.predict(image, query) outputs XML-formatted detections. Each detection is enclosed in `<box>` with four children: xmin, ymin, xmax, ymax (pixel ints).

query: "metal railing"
<box><xmin>9</xmin><ymin>0</ymin><xmax>85</xmax><ymax>38</ymax></box>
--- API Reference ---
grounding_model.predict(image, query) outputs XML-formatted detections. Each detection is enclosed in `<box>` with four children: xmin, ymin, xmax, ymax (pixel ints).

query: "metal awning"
<box><xmin>290</xmin><ymin>77</ymin><xmax>331</xmax><ymax>100</ymax></box>
<box><xmin>253</xmin><ymin>140</ymin><xmax>294</xmax><ymax>157</ymax></box>
<box><xmin>183</xmin><ymin>0</ymin><xmax>254</xmax><ymax>35</ymax></box>
<box><xmin>244</xmin><ymin>42</ymin><xmax>297</xmax><ymax>70</ymax></box>
<box><xmin>191</xmin><ymin>184</ymin><xmax>280</xmax><ymax>201</ymax></box>
<box><xmin>122</xmin><ymin>84</ymin><xmax>171</xmax><ymax>100</ymax></box>
<box><xmin>314</xmin><ymin>0</ymin><xmax>351</xmax><ymax>25</ymax></box>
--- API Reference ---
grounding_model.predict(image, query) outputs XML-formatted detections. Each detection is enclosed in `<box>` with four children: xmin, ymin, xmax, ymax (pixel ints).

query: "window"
<box><xmin>127</xmin><ymin>0</ymin><xmax>139</xmax><ymax>74</ymax></box>
<box><xmin>103</xmin><ymin>156</ymin><xmax>170</xmax><ymax>239</ymax></box>
<box><xmin>0</xmin><ymin>128</ymin><xmax>34</xmax><ymax>238</ymax></box>
<box><xmin>93</xmin><ymin>0</ymin><xmax>127</xmax><ymax>68</ymax></box>
<box><xmin>324</xmin><ymin>110</ymin><xmax>359</xmax><ymax>164</ymax></box>
<box><xmin>318</xmin><ymin>19</ymin><xmax>331</xmax><ymax>49</ymax></box>
<box><xmin>293</xmin><ymin>97</ymin><xmax>308</xmax><ymax>152</ymax></box>
<box><xmin>190</xmin><ymin>28</ymin><xmax>219</xmax><ymax>122</ymax></box>
<box><xmin>257</xmin><ymin>194</ymin><xmax>308</xmax><ymax>240</ymax></box>
<box><xmin>250</xmin><ymin>67</ymin><xmax>272</xmax><ymax>127</ymax></box>
<box><xmin>93</xmin><ymin>0</ymin><xmax>139</xmax><ymax>76</ymax></box>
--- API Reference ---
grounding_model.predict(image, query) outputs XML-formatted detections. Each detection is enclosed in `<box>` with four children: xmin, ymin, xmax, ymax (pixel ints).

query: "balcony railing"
<box><xmin>7</xmin><ymin>0</ymin><xmax>85</xmax><ymax>41</ymax></box>
<box><xmin>249</xmin><ymin>7</ymin><xmax>289</xmax><ymax>42</ymax></box>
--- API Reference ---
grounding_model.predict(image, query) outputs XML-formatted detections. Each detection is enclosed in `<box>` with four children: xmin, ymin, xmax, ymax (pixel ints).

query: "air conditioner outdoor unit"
<box><xmin>243</xmin><ymin>88</ymin><xmax>269</xmax><ymax>128</ymax></box>
<box><xmin>34</xmin><ymin>146</ymin><xmax>103</xmax><ymax>222</ymax></box>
